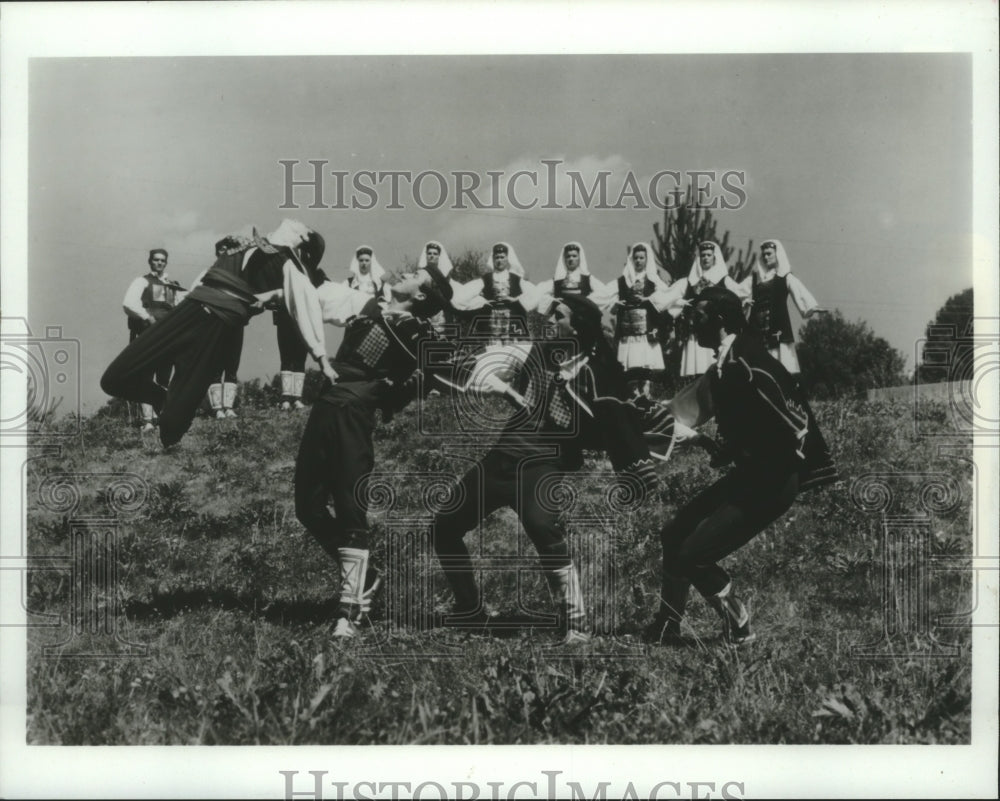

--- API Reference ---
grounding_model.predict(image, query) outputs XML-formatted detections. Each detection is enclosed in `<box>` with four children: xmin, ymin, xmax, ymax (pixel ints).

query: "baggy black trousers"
<box><xmin>432</xmin><ymin>450</ymin><xmax>573</xmax><ymax>610</ymax></box>
<box><xmin>294</xmin><ymin>394</ymin><xmax>377</xmax><ymax>558</ymax></box>
<box><xmin>658</xmin><ymin>462</ymin><xmax>799</xmax><ymax>619</ymax></box>
<box><xmin>219</xmin><ymin>327</ymin><xmax>244</xmax><ymax>383</ymax></box>
<box><xmin>101</xmin><ymin>299</ymin><xmax>244</xmax><ymax>446</ymax></box>
<box><xmin>275</xmin><ymin>308</ymin><xmax>308</xmax><ymax>373</ymax></box>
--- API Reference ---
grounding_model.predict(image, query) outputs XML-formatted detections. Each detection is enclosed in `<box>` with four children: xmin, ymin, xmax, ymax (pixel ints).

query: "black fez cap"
<box><xmin>299</xmin><ymin>231</ymin><xmax>326</xmax><ymax>272</ymax></box>
<box><xmin>492</xmin><ymin>243</ymin><xmax>508</xmax><ymax>255</ymax></box>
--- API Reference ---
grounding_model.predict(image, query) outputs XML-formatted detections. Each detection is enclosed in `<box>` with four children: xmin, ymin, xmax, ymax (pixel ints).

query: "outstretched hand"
<box><xmin>318</xmin><ymin>357</ymin><xmax>338</xmax><ymax>384</ymax></box>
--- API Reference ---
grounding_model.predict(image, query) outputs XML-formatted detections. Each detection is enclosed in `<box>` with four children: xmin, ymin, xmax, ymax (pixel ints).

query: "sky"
<box><xmin>11</xmin><ymin>35</ymin><xmax>982</xmax><ymax>419</ymax></box>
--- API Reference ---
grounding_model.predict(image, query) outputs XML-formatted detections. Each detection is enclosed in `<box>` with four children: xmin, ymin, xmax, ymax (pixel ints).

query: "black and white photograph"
<box><xmin>1</xmin><ymin>2</ymin><xmax>997</xmax><ymax>798</ymax></box>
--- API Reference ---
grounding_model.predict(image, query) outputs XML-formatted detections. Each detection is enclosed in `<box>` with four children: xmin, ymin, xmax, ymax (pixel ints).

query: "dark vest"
<box><xmin>554</xmin><ymin>274</ymin><xmax>592</xmax><ymax>298</ymax></box>
<box><xmin>617</xmin><ymin>275</ymin><xmax>655</xmax><ymax>305</ymax></box>
<box><xmin>750</xmin><ymin>274</ymin><xmax>794</xmax><ymax>348</ymax></box>
<box><xmin>481</xmin><ymin>271</ymin><xmax>528</xmax><ymax>340</ymax></box>
<box><xmin>128</xmin><ymin>273</ymin><xmax>178</xmax><ymax>332</ymax></box>
<box><xmin>482</xmin><ymin>270</ymin><xmax>522</xmax><ymax>300</ymax></box>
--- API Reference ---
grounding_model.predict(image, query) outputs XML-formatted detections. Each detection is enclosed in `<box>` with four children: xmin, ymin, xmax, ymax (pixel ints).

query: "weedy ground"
<box><xmin>25</xmin><ymin>393</ymin><xmax>972</xmax><ymax>744</ymax></box>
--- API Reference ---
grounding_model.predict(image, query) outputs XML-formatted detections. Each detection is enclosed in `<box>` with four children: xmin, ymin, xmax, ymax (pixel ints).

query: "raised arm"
<box><xmin>649</xmin><ymin>278</ymin><xmax>688</xmax><ymax>315</ymax></box>
<box><xmin>588</xmin><ymin>279</ymin><xmax>621</xmax><ymax>313</ymax></box>
<box><xmin>315</xmin><ymin>278</ymin><xmax>373</xmax><ymax>327</ymax></box>
<box><xmin>450</xmin><ymin>278</ymin><xmax>487</xmax><ymax>311</ymax></box>
<box><xmin>787</xmin><ymin>273</ymin><xmax>822</xmax><ymax>317</ymax></box>
<box><xmin>516</xmin><ymin>279</ymin><xmax>541</xmax><ymax>311</ymax></box>
<box><xmin>282</xmin><ymin>261</ymin><xmax>332</xmax><ymax>380</ymax></box>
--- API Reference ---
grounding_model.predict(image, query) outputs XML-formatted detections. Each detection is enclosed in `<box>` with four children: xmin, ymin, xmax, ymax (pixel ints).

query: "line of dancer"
<box><xmin>101</xmin><ymin>222</ymin><xmax>836</xmax><ymax>646</ymax></box>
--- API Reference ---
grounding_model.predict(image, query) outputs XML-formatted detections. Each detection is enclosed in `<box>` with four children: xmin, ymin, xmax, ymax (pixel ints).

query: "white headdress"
<box><xmin>487</xmin><ymin>241</ymin><xmax>525</xmax><ymax>277</ymax></box>
<box><xmin>756</xmin><ymin>239</ymin><xmax>792</xmax><ymax>280</ymax></box>
<box><xmin>623</xmin><ymin>241</ymin><xmax>668</xmax><ymax>290</ymax></box>
<box><xmin>417</xmin><ymin>240</ymin><xmax>454</xmax><ymax>278</ymax></box>
<box><xmin>554</xmin><ymin>241</ymin><xmax>590</xmax><ymax>280</ymax></box>
<box><xmin>349</xmin><ymin>245</ymin><xmax>386</xmax><ymax>283</ymax></box>
<box><xmin>687</xmin><ymin>241</ymin><xmax>729</xmax><ymax>286</ymax></box>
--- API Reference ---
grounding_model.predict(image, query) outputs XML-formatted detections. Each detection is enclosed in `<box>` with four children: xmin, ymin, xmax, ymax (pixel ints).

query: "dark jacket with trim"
<box><xmin>709</xmin><ymin>331</ymin><xmax>838</xmax><ymax>491</ymax></box>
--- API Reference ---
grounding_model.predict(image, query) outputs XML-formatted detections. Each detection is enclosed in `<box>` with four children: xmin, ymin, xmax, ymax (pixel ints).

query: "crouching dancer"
<box><xmin>645</xmin><ymin>287</ymin><xmax>837</xmax><ymax>646</ymax></box>
<box><xmin>100</xmin><ymin>220</ymin><xmax>331</xmax><ymax>447</ymax></box>
<box><xmin>432</xmin><ymin>294</ymin><xmax>660</xmax><ymax>645</ymax></box>
<box><xmin>293</xmin><ymin>266</ymin><xmax>454</xmax><ymax>639</ymax></box>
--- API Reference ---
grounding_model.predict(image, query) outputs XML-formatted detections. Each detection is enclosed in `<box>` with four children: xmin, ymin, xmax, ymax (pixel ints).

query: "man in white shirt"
<box><xmin>121</xmin><ymin>248</ymin><xmax>183</xmax><ymax>431</ymax></box>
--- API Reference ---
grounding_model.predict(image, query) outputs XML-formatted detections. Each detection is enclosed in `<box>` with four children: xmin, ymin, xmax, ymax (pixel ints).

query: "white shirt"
<box><xmin>122</xmin><ymin>272</ymin><xmax>184</xmax><ymax>322</ymax></box>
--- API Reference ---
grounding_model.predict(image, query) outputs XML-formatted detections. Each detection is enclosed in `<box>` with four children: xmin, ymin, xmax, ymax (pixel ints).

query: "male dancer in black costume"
<box><xmin>293</xmin><ymin>264</ymin><xmax>454</xmax><ymax>638</ymax></box>
<box><xmin>101</xmin><ymin>219</ymin><xmax>331</xmax><ymax>447</ymax></box>
<box><xmin>432</xmin><ymin>294</ymin><xmax>663</xmax><ymax>644</ymax></box>
<box><xmin>646</xmin><ymin>286</ymin><xmax>837</xmax><ymax>645</ymax></box>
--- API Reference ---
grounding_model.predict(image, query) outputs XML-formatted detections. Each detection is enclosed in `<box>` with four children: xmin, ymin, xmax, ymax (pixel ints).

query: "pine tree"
<box><xmin>915</xmin><ymin>288</ymin><xmax>974</xmax><ymax>385</ymax></box>
<box><xmin>652</xmin><ymin>184</ymin><xmax>757</xmax><ymax>284</ymax></box>
<box><xmin>650</xmin><ymin>184</ymin><xmax>757</xmax><ymax>393</ymax></box>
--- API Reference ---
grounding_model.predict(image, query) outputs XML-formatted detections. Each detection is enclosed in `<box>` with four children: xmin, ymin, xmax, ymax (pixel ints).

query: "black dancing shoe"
<box><xmin>642</xmin><ymin>615</ymin><xmax>694</xmax><ymax>646</ymax></box>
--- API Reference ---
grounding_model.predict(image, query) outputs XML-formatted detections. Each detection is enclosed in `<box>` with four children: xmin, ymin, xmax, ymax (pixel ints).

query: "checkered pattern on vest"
<box><xmin>355</xmin><ymin>322</ymin><xmax>392</xmax><ymax>367</ymax></box>
<box><xmin>547</xmin><ymin>381</ymin><xmax>574</xmax><ymax>429</ymax></box>
<box><xmin>521</xmin><ymin>373</ymin><xmax>573</xmax><ymax>429</ymax></box>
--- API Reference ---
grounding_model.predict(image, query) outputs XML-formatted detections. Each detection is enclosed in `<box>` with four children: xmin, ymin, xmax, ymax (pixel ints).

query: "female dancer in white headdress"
<box><xmin>451</xmin><ymin>241</ymin><xmax>539</xmax><ymax>346</ymax></box>
<box><xmin>592</xmin><ymin>242</ymin><xmax>683</xmax><ymax>394</ymax></box>
<box><xmin>679</xmin><ymin>241</ymin><xmax>751</xmax><ymax>377</ymax></box>
<box><xmin>748</xmin><ymin>239</ymin><xmax>825</xmax><ymax>373</ymax></box>
<box><xmin>535</xmin><ymin>241</ymin><xmax>605</xmax><ymax>302</ymax></box>
<box><xmin>346</xmin><ymin>246</ymin><xmax>392</xmax><ymax>304</ymax></box>
<box><xmin>418</xmin><ymin>240</ymin><xmax>457</xmax><ymax>337</ymax></box>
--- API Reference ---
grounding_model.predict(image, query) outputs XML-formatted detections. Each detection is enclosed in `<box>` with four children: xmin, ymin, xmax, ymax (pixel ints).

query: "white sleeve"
<box><xmin>533</xmin><ymin>280</ymin><xmax>555</xmax><ymax>314</ymax></box>
<box><xmin>315</xmin><ymin>279</ymin><xmax>372</xmax><ymax>327</ymax></box>
<box><xmin>589</xmin><ymin>279</ymin><xmax>621</xmax><ymax>312</ymax></box>
<box><xmin>122</xmin><ymin>277</ymin><xmax>152</xmax><ymax>322</ymax></box>
<box><xmin>516</xmin><ymin>279</ymin><xmax>540</xmax><ymax>312</ymax></box>
<box><xmin>724</xmin><ymin>274</ymin><xmax>753</xmax><ymax>300</ymax></box>
<box><xmin>283</xmin><ymin>262</ymin><xmax>327</xmax><ymax>360</ymax></box>
<box><xmin>648</xmin><ymin>279</ymin><xmax>688</xmax><ymax>314</ymax></box>
<box><xmin>787</xmin><ymin>274</ymin><xmax>819</xmax><ymax>315</ymax></box>
<box><xmin>451</xmin><ymin>278</ymin><xmax>487</xmax><ymax>311</ymax></box>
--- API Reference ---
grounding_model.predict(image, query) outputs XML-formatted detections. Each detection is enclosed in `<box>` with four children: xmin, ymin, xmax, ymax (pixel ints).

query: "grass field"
<box><xmin>25</xmin><ymin>391</ymin><xmax>973</xmax><ymax>745</ymax></box>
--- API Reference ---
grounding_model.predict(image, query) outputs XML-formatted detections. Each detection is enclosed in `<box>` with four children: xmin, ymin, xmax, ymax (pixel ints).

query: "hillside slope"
<box><xmin>25</xmin><ymin>394</ymin><xmax>973</xmax><ymax>744</ymax></box>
